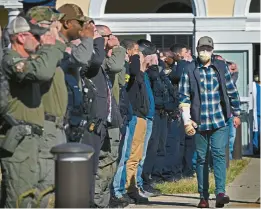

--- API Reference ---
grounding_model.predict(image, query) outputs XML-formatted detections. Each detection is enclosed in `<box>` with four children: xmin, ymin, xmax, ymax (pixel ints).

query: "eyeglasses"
<box><xmin>102</xmin><ymin>34</ymin><xmax>112</xmax><ymax>38</ymax></box>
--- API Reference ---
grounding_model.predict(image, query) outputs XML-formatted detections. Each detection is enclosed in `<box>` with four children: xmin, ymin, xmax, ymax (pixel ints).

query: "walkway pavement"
<box><xmin>129</xmin><ymin>157</ymin><xmax>260</xmax><ymax>208</ymax></box>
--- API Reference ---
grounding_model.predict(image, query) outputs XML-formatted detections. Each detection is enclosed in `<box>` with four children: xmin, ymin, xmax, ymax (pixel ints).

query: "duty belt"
<box><xmin>44</xmin><ymin>113</ymin><xmax>64</xmax><ymax>129</ymax></box>
<box><xmin>155</xmin><ymin>108</ymin><xmax>166</xmax><ymax>116</ymax></box>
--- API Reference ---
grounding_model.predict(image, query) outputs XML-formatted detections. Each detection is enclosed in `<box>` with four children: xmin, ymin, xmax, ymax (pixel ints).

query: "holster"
<box><xmin>65</xmin><ymin>120</ymin><xmax>87</xmax><ymax>143</ymax></box>
<box><xmin>0</xmin><ymin>114</ymin><xmax>43</xmax><ymax>155</ymax></box>
<box><xmin>168</xmin><ymin>109</ymin><xmax>181</xmax><ymax>122</ymax></box>
<box><xmin>0</xmin><ymin>124</ymin><xmax>32</xmax><ymax>155</ymax></box>
<box><xmin>87</xmin><ymin>118</ymin><xmax>104</xmax><ymax>135</ymax></box>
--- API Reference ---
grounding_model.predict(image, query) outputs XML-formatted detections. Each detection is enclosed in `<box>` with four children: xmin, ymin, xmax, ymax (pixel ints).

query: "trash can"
<box><xmin>51</xmin><ymin>143</ymin><xmax>94</xmax><ymax>208</ymax></box>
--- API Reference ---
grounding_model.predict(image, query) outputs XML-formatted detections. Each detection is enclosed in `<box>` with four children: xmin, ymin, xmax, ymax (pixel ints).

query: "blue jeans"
<box><xmin>227</xmin><ymin>117</ymin><xmax>236</xmax><ymax>160</ymax></box>
<box><xmin>253</xmin><ymin>116</ymin><xmax>260</xmax><ymax>150</ymax></box>
<box><xmin>112</xmin><ymin>116</ymin><xmax>137</xmax><ymax>198</ymax></box>
<box><xmin>195</xmin><ymin>126</ymin><xmax>229</xmax><ymax>199</ymax></box>
<box><xmin>137</xmin><ymin>119</ymin><xmax>153</xmax><ymax>188</ymax></box>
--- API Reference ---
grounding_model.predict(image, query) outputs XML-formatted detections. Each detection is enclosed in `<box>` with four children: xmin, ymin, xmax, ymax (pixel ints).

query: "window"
<box><xmin>156</xmin><ymin>2</ymin><xmax>192</xmax><ymax>13</ymax></box>
<box><xmin>151</xmin><ymin>35</ymin><xmax>193</xmax><ymax>51</ymax></box>
<box><xmin>249</xmin><ymin>0</ymin><xmax>260</xmax><ymax>13</ymax></box>
<box><xmin>105</xmin><ymin>0</ymin><xmax>193</xmax><ymax>14</ymax></box>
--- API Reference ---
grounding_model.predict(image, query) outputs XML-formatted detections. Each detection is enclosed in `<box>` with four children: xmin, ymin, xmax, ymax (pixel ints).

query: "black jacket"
<box><xmin>127</xmin><ymin>55</ymin><xmax>149</xmax><ymax>118</ymax></box>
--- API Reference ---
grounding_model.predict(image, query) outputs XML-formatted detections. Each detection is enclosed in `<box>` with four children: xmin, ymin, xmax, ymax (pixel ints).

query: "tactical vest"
<box><xmin>160</xmin><ymin>73</ymin><xmax>178</xmax><ymax>112</ymax></box>
<box><xmin>147</xmin><ymin>65</ymin><xmax>169</xmax><ymax>109</ymax></box>
<box><xmin>65</xmin><ymin>74</ymin><xmax>84</xmax><ymax>126</ymax></box>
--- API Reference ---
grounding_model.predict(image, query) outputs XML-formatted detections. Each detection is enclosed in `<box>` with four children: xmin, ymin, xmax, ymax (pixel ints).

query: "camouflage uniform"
<box><xmin>0</xmin><ymin>69</ymin><xmax>9</xmax><ymax>115</ymax></box>
<box><xmin>0</xmin><ymin>15</ymin><xmax>66</xmax><ymax>208</ymax></box>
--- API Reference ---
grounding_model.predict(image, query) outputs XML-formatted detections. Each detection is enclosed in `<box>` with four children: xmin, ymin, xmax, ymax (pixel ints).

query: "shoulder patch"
<box><xmin>15</xmin><ymin>61</ymin><xmax>26</xmax><ymax>73</ymax></box>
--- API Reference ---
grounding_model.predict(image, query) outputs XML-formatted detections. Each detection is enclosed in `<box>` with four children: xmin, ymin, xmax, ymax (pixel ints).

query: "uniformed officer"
<box><xmin>25</xmin><ymin>6</ymin><xmax>71</xmax><ymax>205</ymax></box>
<box><xmin>142</xmin><ymin>52</ymin><xmax>169</xmax><ymax>181</ymax></box>
<box><xmin>56</xmin><ymin>4</ymin><xmax>105</xmax><ymax>145</ymax></box>
<box><xmin>81</xmin><ymin>24</ymin><xmax>126</xmax><ymax>208</ymax></box>
<box><xmin>0</xmin><ymin>15</ymin><xmax>65</xmax><ymax>208</ymax></box>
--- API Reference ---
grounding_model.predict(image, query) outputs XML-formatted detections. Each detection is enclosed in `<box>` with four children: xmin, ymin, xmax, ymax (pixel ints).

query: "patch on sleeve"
<box><xmin>125</xmin><ymin>74</ymin><xmax>130</xmax><ymax>83</ymax></box>
<box><xmin>15</xmin><ymin>61</ymin><xmax>26</xmax><ymax>73</ymax></box>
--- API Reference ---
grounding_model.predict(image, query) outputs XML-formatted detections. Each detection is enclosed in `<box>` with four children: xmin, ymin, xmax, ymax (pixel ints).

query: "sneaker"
<box><xmin>143</xmin><ymin>184</ymin><xmax>161</xmax><ymax>197</ymax></box>
<box><xmin>197</xmin><ymin>199</ymin><xmax>209</xmax><ymax>208</ymax></box>
<box><xmin>127</xmin><ymin>189</ymin><xmax>149</xmax><ymax>205</ymax></box>
<box><xmin>215</xmin><ymin>193</ymin><xmax>230</xmax><ymax>208</ymax></box>
<box><xmin>139</xmin><ymin>188</ymin><xmax>154</xmax><ymax>198</ymax></box>
<box><xmin>109</xmin><ymin>195</ymin><xmax>129</xmax><ymax>208</ymax></box>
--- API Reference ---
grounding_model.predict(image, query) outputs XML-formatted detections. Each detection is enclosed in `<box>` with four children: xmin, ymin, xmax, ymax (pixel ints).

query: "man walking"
<box><xmin>179</xmin><ymin>36</ymin><xmax>241</xmax><ymax>208</ymax></box>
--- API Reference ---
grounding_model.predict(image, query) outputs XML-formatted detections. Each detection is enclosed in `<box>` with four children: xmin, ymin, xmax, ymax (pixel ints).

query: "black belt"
<box><xmin>44</xmin><ymin>113</ymin><xmax>64</xmax><ymax>129</ymax></box>
<box><xmin>44</xmin><ymin>113</ymin><xmax>56</xmax><ymax>123</ymax></box>
<box><xmin>156</xmin><ymin>108</ymin><xmax>166</xmax><ymax>114</ymax></box>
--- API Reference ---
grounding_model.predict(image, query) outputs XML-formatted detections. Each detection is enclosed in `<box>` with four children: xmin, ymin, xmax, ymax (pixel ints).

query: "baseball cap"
<box><xmin>26</xmin><ymin>6</ymin><xmax>65</xmax><ymax>24</ymax></box>
<box><xmin>197</xmin><ymin>36</ymin><xmax>214</xmax><ymax>48</ymax></box>
<box><xmin>20</xmin><ymin>0</ymin><xmax>56</xmax><ymax>13</ymax></box>
<box><xmin>137</xmin><ymin>39</ymin><xmax>157</xmax><ymax>56</ymax></box>
<box><xmin>57</xmin><ymin>4</ymin><xmax>93</xmax><ymax>23</ymax></box>
<box><xmin>7</xmin><ymin>16</ymin><xmax>48</xmax><ymax>36</ymax></box>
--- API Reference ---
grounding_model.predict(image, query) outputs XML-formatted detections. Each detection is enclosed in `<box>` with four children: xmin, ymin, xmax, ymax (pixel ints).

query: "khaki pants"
<box><xmin>126</xmin><ymin>117</ymin><xmax>147</xmax><ymax>192</ymax></box>
<box><xmin>1</xmin><ymin>120</ymin><xmax>66</xmax><ymax>208</ymax></box>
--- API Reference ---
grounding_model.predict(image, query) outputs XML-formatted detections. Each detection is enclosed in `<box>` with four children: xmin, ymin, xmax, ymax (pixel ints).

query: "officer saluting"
<box><xmin>0</xmin><ymin>14</ymin><xmax>65</xmax><ymax>208</ymax></box>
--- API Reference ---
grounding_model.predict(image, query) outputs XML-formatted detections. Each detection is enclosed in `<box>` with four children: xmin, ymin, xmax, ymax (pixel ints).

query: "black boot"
<box><xmin>127</xmin><ymin>189</ymin><xmax>149</xmax><ymax>205</ymax></box>
<box><xmin>109</xmin><ymin>195</ymin><xmax>129</xmax><ymax>208</ymax></box>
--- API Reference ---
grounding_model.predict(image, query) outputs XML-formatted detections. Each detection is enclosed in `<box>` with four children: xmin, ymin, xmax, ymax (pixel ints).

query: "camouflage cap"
<box><xmin>26</xmin><ymin>6</ymin><xmax>65</xmax><ymax>24</ymax></box>
<box><xmin>57</xmin><ymin>3</ymin><xmax>93</xmax><ymax>23</ymax></box>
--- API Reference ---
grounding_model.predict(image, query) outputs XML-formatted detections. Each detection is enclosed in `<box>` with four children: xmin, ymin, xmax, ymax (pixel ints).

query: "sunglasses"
<box><xmin>76</xmin><ymin>20</ymin><xmax>85</xmax><ymax>27</ymax></box>
<box><xmin>102</xmin><ymin>34</ymin><xmax>112</xmax><ymax>38</ymax></box>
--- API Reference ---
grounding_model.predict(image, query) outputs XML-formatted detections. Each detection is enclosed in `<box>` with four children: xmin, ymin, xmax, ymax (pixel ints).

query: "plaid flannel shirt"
<box><xmin>179</xmin><ymin>64</ymin><xmax>241</xmax><ymax>131</ymax></box>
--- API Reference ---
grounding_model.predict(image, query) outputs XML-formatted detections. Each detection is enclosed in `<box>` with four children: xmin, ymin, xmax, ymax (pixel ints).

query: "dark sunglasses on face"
<box><xmin>102</xmin><ymin>34</ymin><xmax>112</xmax><ymax>38</ymax></box>
<box><xmin>78</xmin><ymin>20</ymin><xmax>85</xmax><ymax>27</ymax></box>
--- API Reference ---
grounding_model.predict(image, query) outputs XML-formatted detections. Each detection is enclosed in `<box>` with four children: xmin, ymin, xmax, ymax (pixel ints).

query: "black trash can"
<box><xmin>51</xmin><ymin>143</ymin><xmax>94</xmax><ymax>208</ymax></box>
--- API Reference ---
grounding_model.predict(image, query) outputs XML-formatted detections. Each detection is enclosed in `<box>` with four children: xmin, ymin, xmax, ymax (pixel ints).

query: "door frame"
<box><xmin>214</xmin><ymin>43</ymin><xmax>253</xmax><ymax>107</ymax></box>
<box><xmin>214</xmin><ymin>44</ymin><xmax>253</xmax><ymax>155</ymax></box>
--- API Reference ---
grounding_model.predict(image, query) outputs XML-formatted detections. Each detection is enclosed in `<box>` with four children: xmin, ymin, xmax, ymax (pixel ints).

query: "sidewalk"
<box><xmin>225</xmin><ymin>157</ymin><xmax>260</xmax><ymax>208</ymax></box>
<box><xmin>130</xmin><ymin>157</ymin><xmax>260</xmax><ymax>208</ymax></box>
